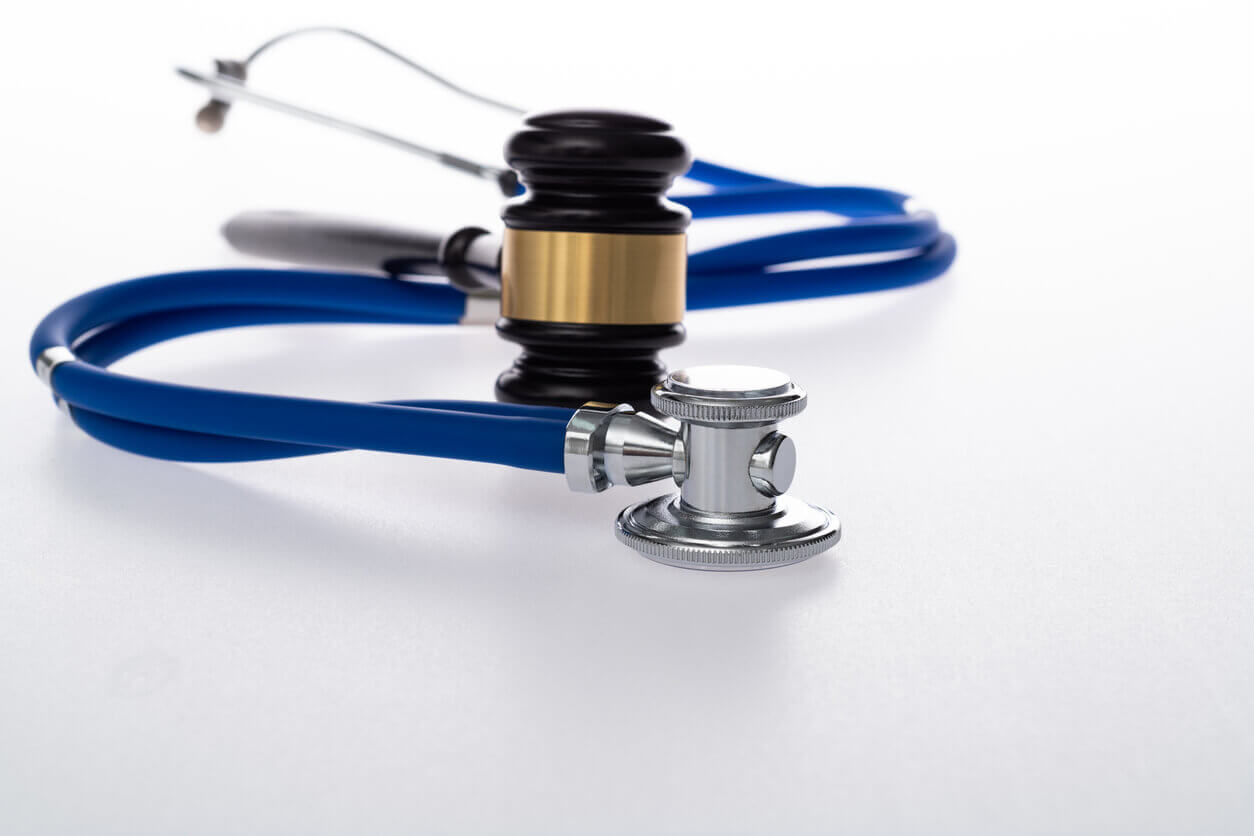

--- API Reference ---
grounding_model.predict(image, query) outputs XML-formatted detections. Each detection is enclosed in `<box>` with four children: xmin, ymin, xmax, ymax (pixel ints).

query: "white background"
<box><xmin>2</xmin><ymin>1</ymin><xmax>1251</xmax><ymax>833</ymax></box>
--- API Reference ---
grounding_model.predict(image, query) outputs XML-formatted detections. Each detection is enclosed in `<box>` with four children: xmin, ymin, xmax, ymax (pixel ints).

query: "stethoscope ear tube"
<box><xmin>688</xmin><ymin>233</ymin><xmax>957</xmax><ymax>310</ymax></box>
<box><xmin>49</xmin><ymin>361</ymin><xmax>569</xmax><ymax>471</ymax></box>
<box><xmin>30</xmin><ymin>269</ymin><xmax>571</xmax><ymax>471</ymax></box>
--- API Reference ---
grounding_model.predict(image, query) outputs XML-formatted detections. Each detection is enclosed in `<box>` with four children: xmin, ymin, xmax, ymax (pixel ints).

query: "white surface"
<box><xmin>2</xmin><ymin>2</ymin><xmax>1252</xmax><ymax>833</ymax></box>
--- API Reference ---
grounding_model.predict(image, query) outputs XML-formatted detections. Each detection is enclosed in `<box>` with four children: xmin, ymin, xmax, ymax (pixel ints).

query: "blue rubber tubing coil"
<box><xmin>30</xmin><ymin>161</ymin><xmax>956</xmax><ymax>470</ymax></box>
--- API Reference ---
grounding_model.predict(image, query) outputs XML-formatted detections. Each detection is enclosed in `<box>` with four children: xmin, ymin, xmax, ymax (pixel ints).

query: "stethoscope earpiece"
<box><xmin>192</xmin><ymin>59</ymin><xmax>246</xmax><ymax>133</ymax></box>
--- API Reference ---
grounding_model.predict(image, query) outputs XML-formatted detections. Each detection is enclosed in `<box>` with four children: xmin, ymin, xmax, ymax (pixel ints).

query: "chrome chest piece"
<box><xmin>565</xmin><ymin>366</ymin><xmax>841</xmax><ymax>570</ymax></box>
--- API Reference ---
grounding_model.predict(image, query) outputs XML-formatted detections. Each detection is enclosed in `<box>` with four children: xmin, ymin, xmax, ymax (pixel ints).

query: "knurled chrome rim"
<box><xmin>614</xmin><ymin>494</ymin><xmax>840</xmax><ymax>571</ymax></box>
<box><xmin>650</xmin><ymin>387</ymin><xmax>807</xmax><ymax>425</ymax></box>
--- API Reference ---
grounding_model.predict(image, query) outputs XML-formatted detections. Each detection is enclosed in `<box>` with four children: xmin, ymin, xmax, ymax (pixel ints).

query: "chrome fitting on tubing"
<box><xmin>563</xmin><ymin>404</ymin><xmax>678</xmax><ymax>493</ymax></box>
<box><xmin>564</xmin><ymin>365</ymin><xmax>841</xmax><ymax>570</ymax></box>
<box><xmin>35</xmin><ymin>346</ymin><xmax>75</xmax><ymax>387</ymax></box>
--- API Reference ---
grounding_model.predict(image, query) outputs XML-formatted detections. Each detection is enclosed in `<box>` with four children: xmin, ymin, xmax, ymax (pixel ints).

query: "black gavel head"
<box><xmin>494</xmin><ymin>109</ymin><xmax>693</xmax><ymax>409</ymax></box>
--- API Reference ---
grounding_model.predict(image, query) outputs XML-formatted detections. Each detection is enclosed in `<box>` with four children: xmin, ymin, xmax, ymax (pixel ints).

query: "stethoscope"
<box><xmin>30</xmin><ymin>27</ymin><xmax>956</xmax><ymax>570</ymax></box>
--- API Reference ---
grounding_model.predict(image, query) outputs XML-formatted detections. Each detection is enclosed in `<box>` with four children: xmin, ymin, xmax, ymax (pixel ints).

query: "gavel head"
<box><xmin>494</xmin><ymin>109</ymin><xmax>693</xmax><ymax>409</ymax></box>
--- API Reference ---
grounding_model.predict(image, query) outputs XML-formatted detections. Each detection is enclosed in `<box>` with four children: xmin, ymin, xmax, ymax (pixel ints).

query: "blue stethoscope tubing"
<box><xmin>30</xmin><ymin>161</ymin><xmax>956</xmax><ymax>471</ymax></box>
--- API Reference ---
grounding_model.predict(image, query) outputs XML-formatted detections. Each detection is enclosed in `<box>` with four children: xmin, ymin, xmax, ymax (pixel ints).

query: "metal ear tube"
<box><xmin>565</xmin><ymin>365</ymin><xmax>840</xmax><ymax>570</ymax></box>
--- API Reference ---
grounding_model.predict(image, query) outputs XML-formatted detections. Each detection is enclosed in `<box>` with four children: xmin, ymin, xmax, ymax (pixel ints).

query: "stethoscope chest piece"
<box><xmin>566</xmin><ymin>365</ymin><xmax>840</xmax><ymax>570</ymax></box>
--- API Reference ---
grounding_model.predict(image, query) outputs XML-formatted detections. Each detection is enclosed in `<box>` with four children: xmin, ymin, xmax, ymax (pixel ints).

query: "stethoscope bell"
<box><xmin>565</xmin><ymin>365</ymin><xmax>840</xmax><ymax>569</ymax></box>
